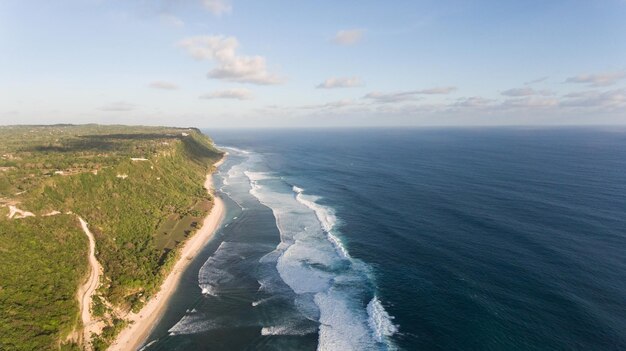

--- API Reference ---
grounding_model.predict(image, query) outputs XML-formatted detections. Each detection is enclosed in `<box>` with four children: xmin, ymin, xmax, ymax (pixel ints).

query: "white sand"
<box><xmin>108</xmin><ymin>157</ymin><xmax>226</xmax><ymax>351</ymax></box>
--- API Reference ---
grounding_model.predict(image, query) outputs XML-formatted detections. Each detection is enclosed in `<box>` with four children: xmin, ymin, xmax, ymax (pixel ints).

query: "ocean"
<box><xmin>142</xmin><ymin>128</ymin><xmax>626</xmax><ymax>350</ymax></box>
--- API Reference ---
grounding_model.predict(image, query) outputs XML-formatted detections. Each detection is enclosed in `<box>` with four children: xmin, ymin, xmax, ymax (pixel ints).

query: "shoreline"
<box><xmin>108</xmin><ymin>156</ymin><xmax>226</xmax><ymax>351</ymax></box>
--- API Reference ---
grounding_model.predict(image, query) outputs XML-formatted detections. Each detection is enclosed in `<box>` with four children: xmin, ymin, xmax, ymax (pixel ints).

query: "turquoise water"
<box><xmin>144</xmin><ymin>128</ymin><xmax>626</xmax><ymax>350</ymax></box>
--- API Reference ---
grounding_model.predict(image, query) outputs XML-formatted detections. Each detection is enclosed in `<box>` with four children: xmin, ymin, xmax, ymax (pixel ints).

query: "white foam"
<box><xmin>327</xmin><ymin>232</ymin><xmax>350</xmax><ymax>259</ymax></box>
<box><xmin>315</xmin><ymin>291</ymin><xmax>375</xmax><ymax>351</ymax></box>
<box><xmin>219</xmin><ymin>146</ymin><xmax>251</xmax><ymax>155</ymax></box>
<box><xmin>168</xmin><ymin>312</ymin><xmax>214</xmax><ymax>336</ymax></box>
<box><xmin>261</xmin><ymin>324</ymin><xmax>317</xmax><ymax>336</ymax></box>
<box><xmin>244</xmin><ymin>170</ymin><xmax>273</xmax><ymax>182</ymax></box>
<box><xmin>256</xmin><ymin>275</ymin><xmax>286</xmax><ymax>294</ymax></box>
<box><xmin>227</xmin><ymin>166</ymin><xmax>239</xmax><ymax>179</ymax></box>
<box><xmin>201</xmin><ymin>286</ymin><xmax>219</xmax><ymax>296</ymax></box>
<box><xmin>198</xmin><ymin>241</ymin><xmax>256</xmax><ymax>296</ymax></box>
<box><xmin>138</xmin><ymin>340</ymin><xmax>158</xmax><ymax>351</ymax></box>
<box><xmin>252</xmin><ymin>298</ymin><xmax>268</xmax><ymax>307</ymax></box>
<box><xmin>367</xmin><ymin>296</ymin><xmax>398</xmax><ymax>343</ymax></box>
<box><xmin>230</xmin><ymin>151</ymin><xmax>398</xmax><ymax>350</ymax></box>
<box><xmin>293</xmin><ymin>192</ymin><xmax>336</xmax><ymax>233</ymax></box>
<box><xmin>294</xmin><ymin>190</ymin><xmax>350</xmax><ymax>259</ymax></box>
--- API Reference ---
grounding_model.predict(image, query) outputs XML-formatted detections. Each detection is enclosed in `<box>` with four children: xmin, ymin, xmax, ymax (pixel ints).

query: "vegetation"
<box><xmin>0</xmin><ymin>124</ymin><xmax>222</xmax><ymax>350</ymax></box>
<box><xmin>0</xmin><ymin>215</ymin><xmax>87</xmax><ymax>350</ymax></box>
<box><xmin>90</xmin><ymin>318</ymin><xmax>127</xmax><ymax>351</ymax></box>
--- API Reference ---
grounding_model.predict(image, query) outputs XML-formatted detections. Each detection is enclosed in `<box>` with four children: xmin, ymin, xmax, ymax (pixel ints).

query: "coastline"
<box><xmin>108</xmin><ymin>156</ymin><xmax>226</xmax><ymax>351</ymax></box>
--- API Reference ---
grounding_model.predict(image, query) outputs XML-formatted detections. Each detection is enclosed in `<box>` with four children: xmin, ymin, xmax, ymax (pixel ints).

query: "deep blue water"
<box><xmin>145</xmin><ymin>128</ymin><xmax>626</xmax><ymax>350</ymax></box>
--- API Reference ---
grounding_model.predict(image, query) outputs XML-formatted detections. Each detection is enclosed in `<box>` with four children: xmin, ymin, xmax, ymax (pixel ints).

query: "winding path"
<box><xmin>77</xmin><ymin>217</ymin><xmax>103</xmax><ymax>351</ymax></box>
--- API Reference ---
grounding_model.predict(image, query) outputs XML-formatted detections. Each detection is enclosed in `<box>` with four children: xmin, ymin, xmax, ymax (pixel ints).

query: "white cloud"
<box><xmin>364</xmin><ymin>91</ymin><xmax>420</xmax><ymax>103</ymax></box>
<box><xmin>333</xmin><ymin>29</ymin><xmax>364</xmax><ymax>45</ymax></box>
<box><xmin>565</xmin><ymin>71</ymin><xmax>626</xmax><ymax>87</ymax></box>
<box><xmin>502</xmin><ymin>97</ymin><xmax>559</xmax><ymax>108</ymax></box>
<box><xmin>248</xmin><ymin>85</ymin><xmax>626</xmax><ymax>125</ymax></box>
<box><xmin>199</xmin><ymin>88</ymin><xmax>253</xmax><ymax>100</ymax></box>
<box><xmin>149</xmin><ymin>81</ymin><xmax>178</xmax><ymax>90</ymax></box>
<box><xmin>451</xmin><ymin>97</ymin><xmax>494</xmax><ymax>108</ymax></box>
<box><xmin>562</xmin><ymin>88</ymin><xmax>626</xmax><ymax>109</ymax></box>
<box><xmin>501</xmin><ymin>87</ymin><xmax>553</xmax><ymax>97</ymax></box>
<box><xmin>160</xmin><ymin>14</ymin><xmax>184</xmax><ymax>27</ymax></box>
<box><xmin>302</xmin><ymin>99</ymin><xmax>357</xmax><ymax>109</ymax></box>
<box><xmin>178</xmin><ymin>35</ymin><xmax>282</xmax><ymax>85</ymax></box>
<box><xmin>316</xmin><ymin>76</ymin><xmax>363</xmax><ymax>89</ymax></box>
<box><xmin>178</xmin><ymin>35</ymin><xmax>237</xmax><ymax>61</ymax></box>
<box><xmin>364</xmin><ymin>87</ymin><xmax>456</xmax><ymax>103</ymax></box>
<box><xmin>201</xmin><ymin>0</ymin><xmax>232</xmax><ymax>16</ymax></box>
<box><xmin>99</xmin><ymin>101</ymin><xmax>135</xmax><ymax>112</ymax></box>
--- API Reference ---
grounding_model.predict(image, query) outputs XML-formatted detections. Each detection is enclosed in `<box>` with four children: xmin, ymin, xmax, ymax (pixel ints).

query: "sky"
<box><xmin>1</xmin><ymin>0</ymin><xmax>626</xmax><ymax>128</ymax></box>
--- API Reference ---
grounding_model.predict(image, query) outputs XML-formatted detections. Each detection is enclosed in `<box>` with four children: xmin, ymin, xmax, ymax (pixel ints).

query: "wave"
<box><xmin>245</xmin><ymin>171</ymin><xmax>274</xmax><ymax>182</ymax></box>
<box><xmin>168</xmin><ymin>311</ymin><xmax>214</xmax><ymax>336</ymax></box>
<box><xmin>261</xmin><ymin>324</ymin><xmax>318</xmax><ymax>336</ymax></box>
<box><xmin>315</xmin><ymin>291</ymin><xmax>377</xmax><ymax>351</ymax></box>
<box><xmin>169</xmin><ymin>311</ymin><xmax>264</xmax><ymax>337</ymax></box>
<box><xmin>293</xmin><ymin>187</ymin><xmax>350</xmax><ymax>259</ymax></box>
<box><xmin>198</xmin><ymin>241</ymin><xmax>259</xmax><ymax>296</ymax></box>
<box><xmin>367</xmin><ymin>296</ymin><xmax>398</xmax><ymax>343</ymax></box>
<box><xmin>138</xmin><ymin>340</ymin><xmax>158</xmax><ymax>351</ymax></box>
<box><xmin>252</xmin><ymin>297</ymin><xmax>273</xmax><ymax>307</ymax></box>
<box><xmin>242</xmin><ymin>163</ymin><xmax>398</xmax><ymax>350</ymax></box>
<box><xmin>218</xmin><ymin>145</ymin><xmax>251</xmax><ymax>155</ymax></box>
<box><xmin>198</xmin><ymin>147</ymin><xmax>398</xmax><ymax>350</ymax></box>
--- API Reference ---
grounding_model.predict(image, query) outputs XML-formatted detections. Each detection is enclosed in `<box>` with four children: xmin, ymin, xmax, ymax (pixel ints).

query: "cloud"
<box><xmin>255</xmin><ymin>86</ymin><xmax>626</xmax><ymax>123</ymax></box>
<box><xmin>417</xmin><ymin>86</ymin><xmax>457</xmax><ymax>94</ymax></box>
<box><xmin>302</xmin><ymin>99</ymin><xmax>357</xmax><ymax>109</ymax></box>
<box><xmin>199</xmin><ymin>88</ymin><xmax>253</xmax><ymax>100</ymax></box>
<box><xmin>333</xmin><ymin>29</ymin><xmax>364</xmax><ymax>45</ymax></box>
<box><xmin>364</xmin><ymin>87</ymin><xmax>456</xmax><ymax>103</ymax></box>
<box><xmin>562</xmin><ymin>88</ymin><xmax>626</xmax><ymax>109</ymax></box>
<box><xmin>451</xmin><ymin>97</ymin><xmax>494</xmax><ymax>108</ymax></box>
<box><xmin>524</xmin><ymin>76</ymin><xmax>548</xmax><ymax>85</ymax></box>
<box><xmin>565</xmin><ymin>71</ymin><xmax>626</xmax><ymax>87</ymax></box>
<box><xmin>201</xmin><ymin>0</ymin><xmax>232</xmax><ymax>15</ymax></box>
<box><xmin>160</xmin><ymin>14</ymin><xmax>184</xmax><ymax>27</ymax></box>
<box><xmin>178</xmin><ymin>35</ymin><xmax>282</xmax><ymax>85</ymax></box>
<box><xmin>149</xmin><ymin>81</ymin><xmax>178</xmax><ymax>90</ymax></box>
<box><xmin>501</xmin><ymin>87</ymin><xmax>553</xmax><ymax>97</ymax></box>
<box><xmin>316</xmin><ymin>76</ymin><xmax>363</xmax><ymax>89</ymax></box>
<box><xmin>364</xmin><ymin>91</ymin><xmax>421</xmax><ymax>103</ymax></box>
<box><xmin>99</xmin><ymin>101</ymin><xmax>135</xmax><ymax>112</ymax></box>
<box><xmin>502</xmin><ymin>97</ymin><xmax>559</xmax><ymax>108</ymax></box>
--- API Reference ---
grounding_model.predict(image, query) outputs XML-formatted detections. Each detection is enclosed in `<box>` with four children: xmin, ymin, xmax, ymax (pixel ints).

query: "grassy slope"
<box><xmin>0</xmin><ymin>125</ymin><xmax>222</xmax><ymax>350</ymax></box>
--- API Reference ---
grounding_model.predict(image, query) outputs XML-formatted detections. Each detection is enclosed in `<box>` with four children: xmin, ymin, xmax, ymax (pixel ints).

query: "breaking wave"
<box><xmin>367</xmin><ymin>296</ymin><xmax>399</xmax><ymax>343</ymax></box>
<box><xmin>241</xmin><ymin>152</ymin><xmax>398</xmax><ymax>350</ymax></box>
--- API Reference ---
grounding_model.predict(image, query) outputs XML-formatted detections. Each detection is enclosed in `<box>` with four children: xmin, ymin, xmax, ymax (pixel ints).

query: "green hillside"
<box><xmin>0</xmin><ymin>125</ymin><xmax>222</xmax><ymax>350</ymax></box>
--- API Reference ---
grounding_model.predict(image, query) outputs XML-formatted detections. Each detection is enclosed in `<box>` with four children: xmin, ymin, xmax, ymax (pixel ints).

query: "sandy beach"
<box><xmin>108</xmin><ymin>157</ymin><xmax>226</xmax><ymax>351</ymax></box>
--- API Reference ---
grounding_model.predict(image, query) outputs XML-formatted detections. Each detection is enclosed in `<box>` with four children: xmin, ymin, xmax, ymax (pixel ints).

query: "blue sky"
<box><xmin>1</xmin><ymin>0</ymin><xmax>626</xmax><ymax>127</ymax></box>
